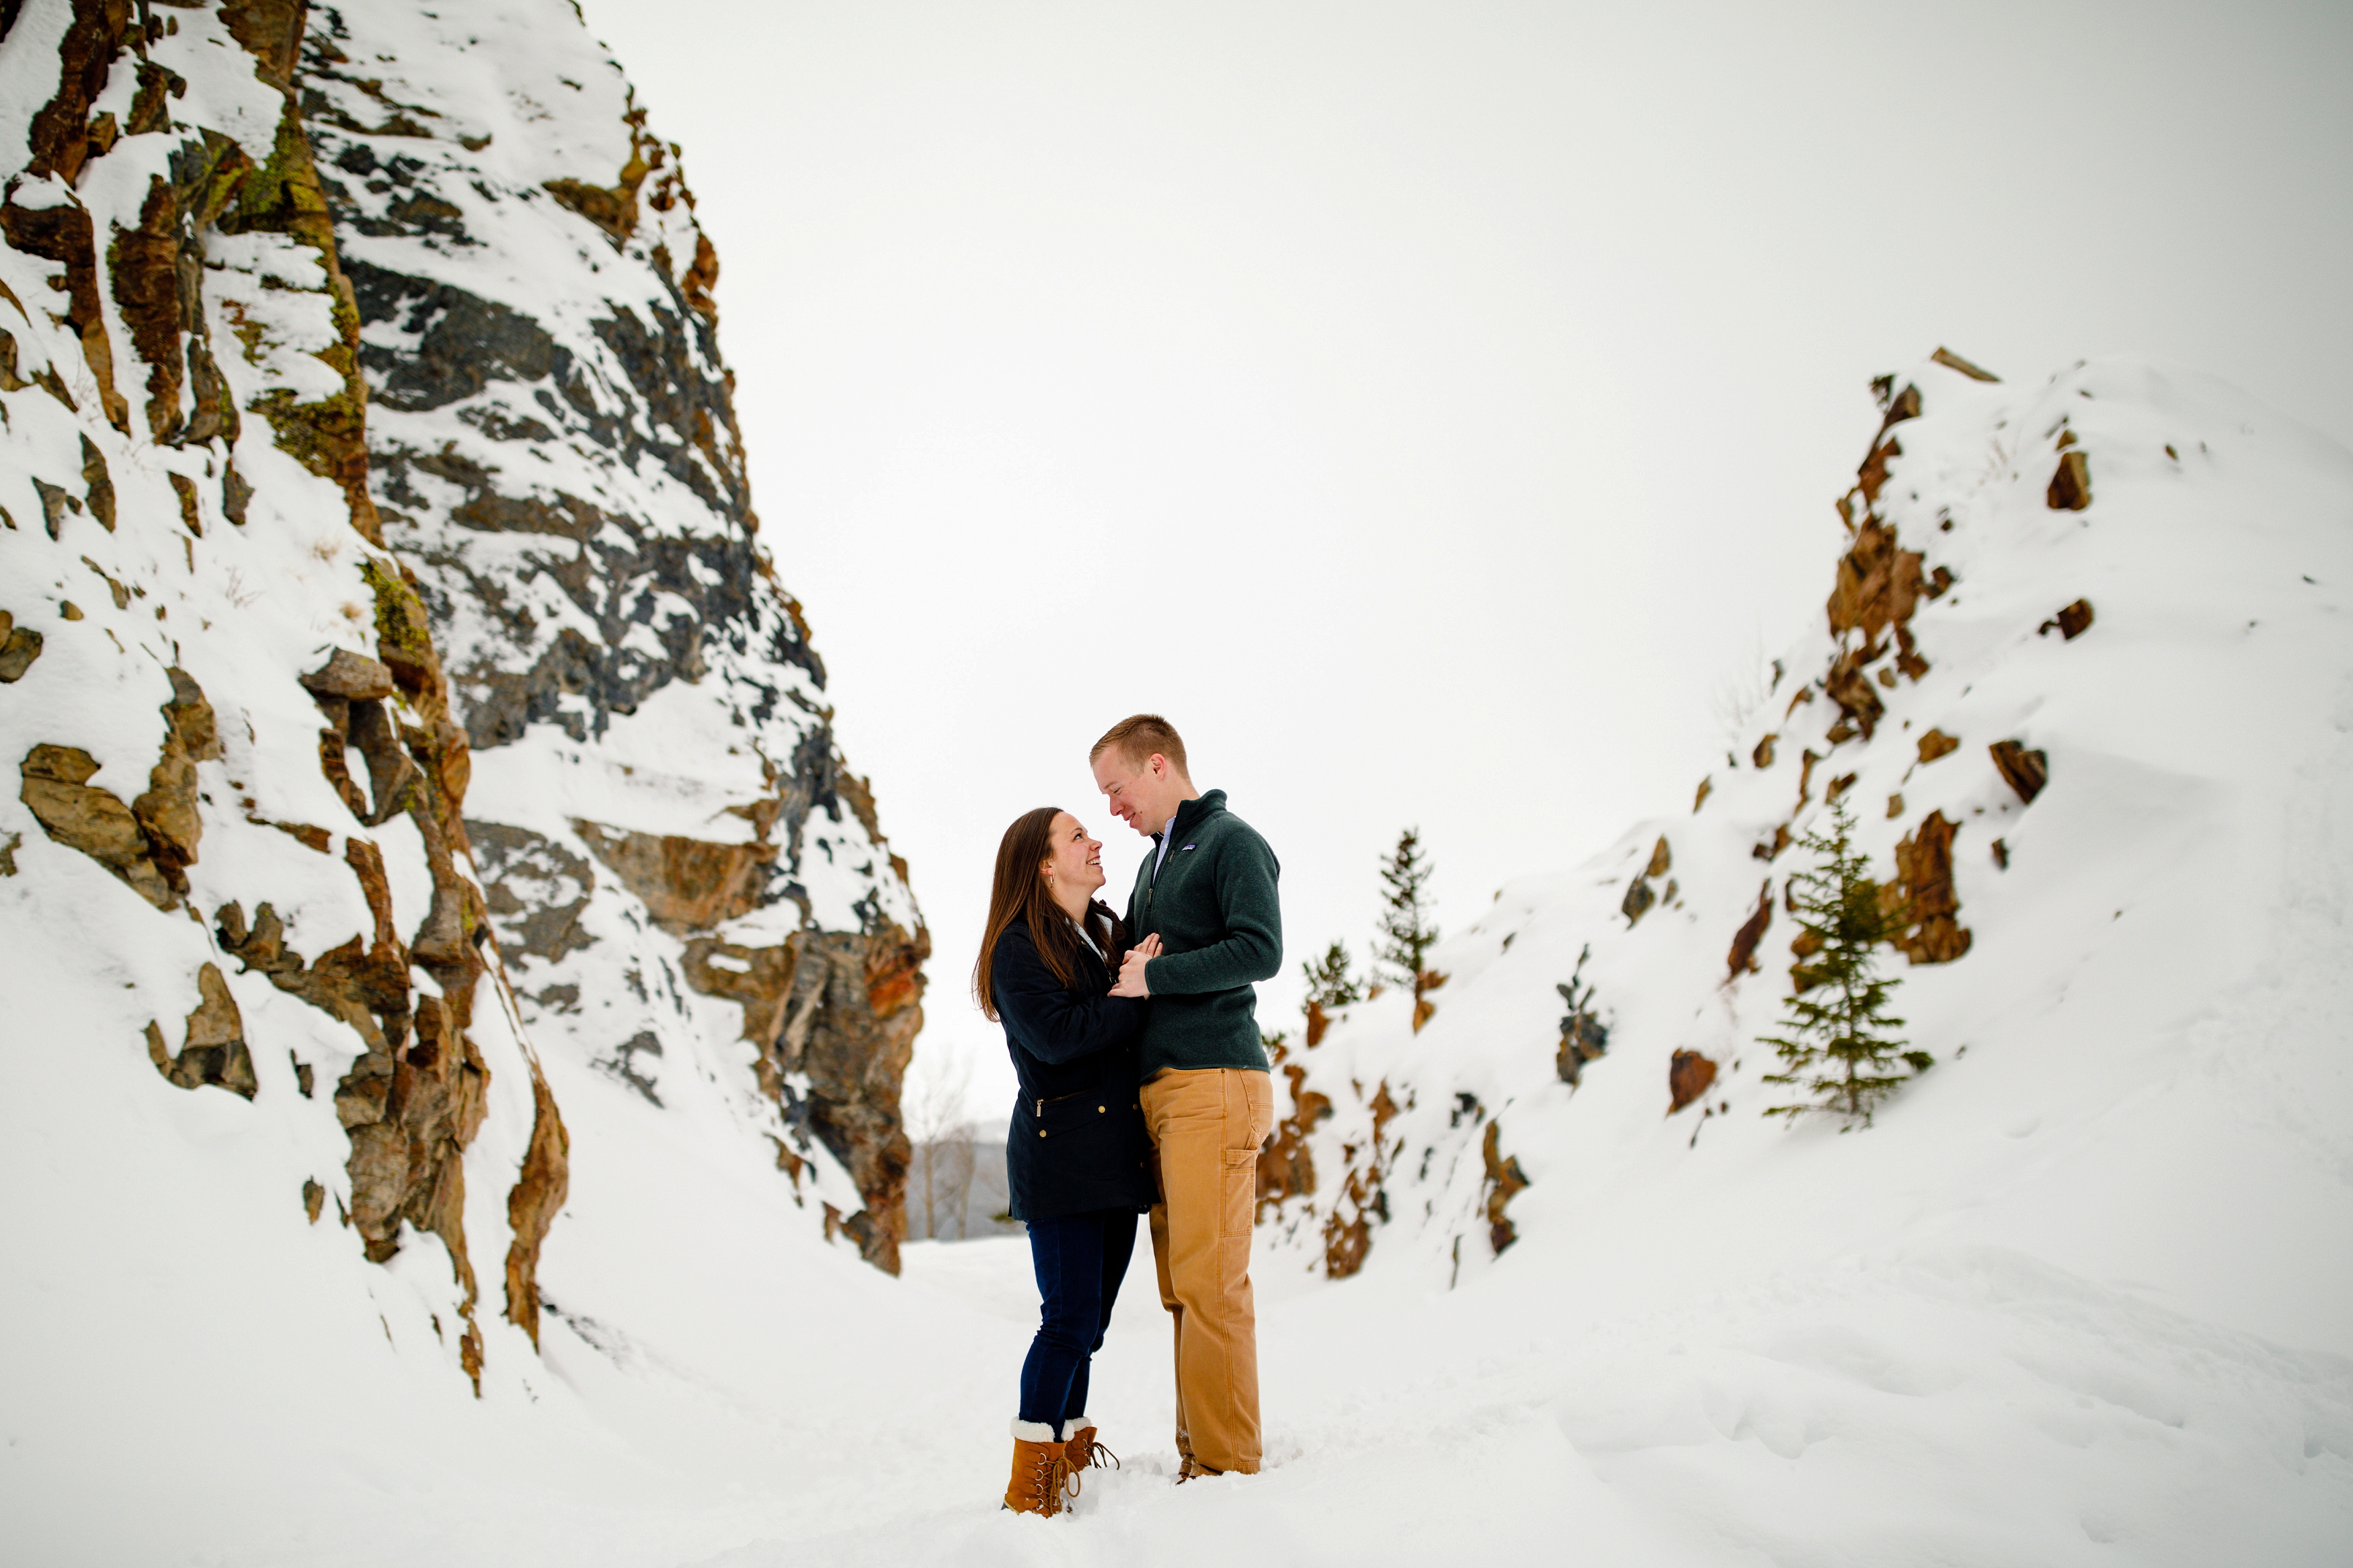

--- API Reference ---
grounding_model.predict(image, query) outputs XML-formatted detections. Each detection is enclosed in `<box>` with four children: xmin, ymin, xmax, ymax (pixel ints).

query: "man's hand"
<box><xmin>1112</xmin><ymin>934</ymin><xmax>1162</xmax><ymax>997</ymax></box>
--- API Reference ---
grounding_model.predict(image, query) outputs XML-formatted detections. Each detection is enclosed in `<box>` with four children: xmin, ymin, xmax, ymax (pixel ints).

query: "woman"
<box><xmin>974</xmin><ymin>806</ymin><xmax>1162</xmax><ymax>1517</ymax></box>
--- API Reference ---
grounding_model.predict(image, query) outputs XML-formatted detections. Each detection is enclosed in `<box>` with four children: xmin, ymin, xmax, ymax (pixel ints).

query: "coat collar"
<box><xmin>1164</xmin><ymin>788</ymin><xmax>1225</xmax><ymax>842</ymax></box>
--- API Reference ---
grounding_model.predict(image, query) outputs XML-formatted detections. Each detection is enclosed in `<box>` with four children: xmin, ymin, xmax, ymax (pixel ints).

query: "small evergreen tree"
<box><xmin>1761</xmin><ymin>796</ymin><xmax>1931</xmax><ymax>1128</ymax></box>
<box><xmin>1302</xmin><ymin>940</ymin><xmax>1363</xmax><ymax>1014</ymax></box>
<box><xmin>1373</xmin><ymin>827</ymin><xmax>1440</xmax><ymax>997</ymax></box>
<box><xmin>1300</xmin><ymin>939</ymin><xmax>1363</xmax><ymax>1046</ymax></box>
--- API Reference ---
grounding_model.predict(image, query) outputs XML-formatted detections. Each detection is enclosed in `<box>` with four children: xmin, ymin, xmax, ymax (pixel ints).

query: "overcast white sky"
<box><xmin>573</xmin><ymin>0</ymin><xmax>2353</xmax><ymax>1123</ymax></box>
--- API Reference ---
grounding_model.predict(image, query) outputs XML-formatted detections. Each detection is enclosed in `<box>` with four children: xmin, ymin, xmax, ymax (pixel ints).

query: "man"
<box><xmin>1092</xmin><ymin>714</ymin><xmax>1280</xmax><ymax>1479</ymax></box>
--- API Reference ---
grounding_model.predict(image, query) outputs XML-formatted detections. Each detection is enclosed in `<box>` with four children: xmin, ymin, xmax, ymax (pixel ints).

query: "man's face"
<box><xmin>1092</xmin><ymin>749</ymin><xmax>1173</xmax><ymax>837</ymax></box>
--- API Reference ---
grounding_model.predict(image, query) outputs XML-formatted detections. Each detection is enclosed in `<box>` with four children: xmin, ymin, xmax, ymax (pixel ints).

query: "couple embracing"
<box><xmin>973</xmin><ymin>714</ymin><xmax>1280</xmax><ymax>1516</ymax></box>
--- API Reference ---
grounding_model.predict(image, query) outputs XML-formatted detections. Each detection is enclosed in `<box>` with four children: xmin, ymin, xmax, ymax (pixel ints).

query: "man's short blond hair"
<box><xmin>1090</xmin><ymin>713</ymin><xmax>1189</xmax><ymax>774</ymax></box>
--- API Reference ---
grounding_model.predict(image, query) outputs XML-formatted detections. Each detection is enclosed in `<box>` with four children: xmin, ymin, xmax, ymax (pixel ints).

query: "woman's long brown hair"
<box><xmin>973</xmin><ymin>807</ymin><xmax>1125</xmax><ymax>1021</ymax></box>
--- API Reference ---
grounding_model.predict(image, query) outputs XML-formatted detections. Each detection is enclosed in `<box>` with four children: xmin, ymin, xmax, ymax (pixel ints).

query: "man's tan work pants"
<box><xmin>1141</xmin><ymin>1066</ymin><xmax>1274</xmax><ymax>1475</ymax></box>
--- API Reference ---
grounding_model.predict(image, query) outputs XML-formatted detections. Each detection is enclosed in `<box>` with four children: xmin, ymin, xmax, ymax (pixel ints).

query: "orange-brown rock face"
<box><xmin>563</xmin><ymin>815</ymin><xmax>927</xmax><ymax>1274</ymax></box>
<box><xmin>2040</xmin><ymin>598</ymin><xmax>2095</xmax><ymax>641</ymax></box>
<box><xmin>574</xmin><ymin>824</ymin><xmax>776</xmax><ymax>933</ymax></box>
<box><xmin>1667</xmin><ymin>1049</ymin><xmax>1718</xmax><ymax>1115</ymax></box>
<box><xmin>1819</xmin><ymin>390</ymin><xmax>1954</xmax><ymax>746</ymax></box>
<box><xmin>21</xmin><ymin>742</ymin><xmax>176</xmax><ymax>909</ymax></box>
<box><xmin>210</xmin><ymin>566</ymin><xmax>511</xmax><ymax>1371</ymax></box>
<box><xmin>1315</xmin><ymin>1079</ymin><xmax>1403</xmax><ymax>1280</ymax></box>
<box><xmin>2048</xmin><ymin>449</ymin><xmax>2092</xmax><ymax>511</ymax></box>
<box><xmin>145</xmin><ymin>963</ymin><xmax>257</xmax><ymax>1100</ymax></box>
<box><xmin>1256</xmin><ymin>1040</ymin><xmax>1332</xmax><ymax>1220</ymax></box>
<box><xmin>1827</xmin><ymin>516</ymin><xmax>1927</xmax><ymax>650</ymax></box>
<box><xmin>1783</xmin><ymin>376</ymin><xmax>1975</xmax><ymax>971</ymax></box>
<box><xmin>1881</xmin><ymin>811</ymin><xmax>1973</xmax><ymax>965</ymax></box>
<box><xmin>1726</xmin><ymin>880</ymin><xmax>1772</xmax><ymax>979</ymax></box>
<box><xmin>1989</xmin><ymin>740</ymin><xmax>2050</xmax><ymax>804</ymax></box>
<box><xmin>1916</xmin><ymin>728</ymin><xmax>1960</xmax><ymax>765</ymax></box>
<box><xmin>504</xmin><ymin>1066</ymin><xmax>570</xmax><ymax>1349</ymax></box>
<box><xmin>17</xmin><ymin>663</ymin><xmax>224</xmax><ymax>912</ymax></box>
<box><xmin>1480</xmin><ymin>1120</ymin><xmax>1528</xmax><ymax>1255</ymax></box>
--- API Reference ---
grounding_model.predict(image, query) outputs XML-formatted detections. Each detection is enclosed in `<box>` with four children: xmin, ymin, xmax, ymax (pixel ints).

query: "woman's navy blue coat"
<box><xmin>993</xmin><ymin>916</ymin><xmax>1155</xmax><ymax>1222</ymax></box>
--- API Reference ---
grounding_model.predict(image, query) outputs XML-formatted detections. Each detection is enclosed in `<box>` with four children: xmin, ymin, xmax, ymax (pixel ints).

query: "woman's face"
<box><xmin>1042</xmin><ymin>811</ymin><xmax>1106</xmax><ymax>903</ymax></box>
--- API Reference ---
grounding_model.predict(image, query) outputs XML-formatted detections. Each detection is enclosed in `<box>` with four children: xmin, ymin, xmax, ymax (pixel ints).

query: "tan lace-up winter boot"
<box><xmin>1004</xmin><ymin>1420</ymin><xmax>1074</xmax><ymax>1516</ymax></box>
<box><xmin>1062</xmin><ymin>1415</ymin><xmax>1118</xmax><ymax>1473</ymax></box>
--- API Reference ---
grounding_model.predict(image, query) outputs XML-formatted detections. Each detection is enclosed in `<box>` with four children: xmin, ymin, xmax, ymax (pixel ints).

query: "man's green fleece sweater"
<box><xmin>1124</xmin><ymin>789</ymin><xmax>1281</xmax><ymax>1081</ymax></box>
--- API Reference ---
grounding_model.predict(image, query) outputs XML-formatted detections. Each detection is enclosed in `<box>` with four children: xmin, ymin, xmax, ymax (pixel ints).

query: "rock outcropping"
<box><xmin>1256</xmin><ymin>349</ymin><xmax>2113</xmax><ymax>1282</ymax></box>
<box><xmin>0</xmin><ymin>0</ymin><xmax>922</xmax><ymax>1420</ymax></box>
<box><xmin>295</xmin><ymin>1</ymin><xmax>926</xmax><ymax>1270</ymax></box>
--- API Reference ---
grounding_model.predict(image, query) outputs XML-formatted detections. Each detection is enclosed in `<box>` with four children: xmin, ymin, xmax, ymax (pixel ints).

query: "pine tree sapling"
<box><xmin>1375</xmin><ymin>828</ymin><xmax>1443</xmax><ymax>1030</ymax></box>
<box><xmin>1300</xmin><ymin>940</ymin><xmax>1361</xmax><ymax>1047</ymax></box>
<box><xmin>1761</xmin><ymin>796</ymin><xmax>1932</xmax><ymax>1128</ymax></box>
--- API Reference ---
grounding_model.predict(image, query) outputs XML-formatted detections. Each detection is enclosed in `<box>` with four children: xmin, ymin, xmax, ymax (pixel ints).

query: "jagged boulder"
<box><xmin>144</xmin><ymin>962</ymin><xmax>257</xmax><ymax>1100</ymax></box>
<box><xmin>20</xmin><ymin>743</ymin><xmax>173</xmax><ymax>908</ymax></box>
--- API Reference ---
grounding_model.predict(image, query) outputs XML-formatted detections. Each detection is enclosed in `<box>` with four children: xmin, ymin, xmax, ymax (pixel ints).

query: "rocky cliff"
<box><xmin>295</xmin><ymin>1</ymin><xmax>926</xmax><ymax>1272</ymax></box>
<box><xmin>1257</xmin><ymin>347</ymin><xmax>2353</xmax><ymax>1286</ymax></box>
<box><xmin>0</xmin><ymin>0</ymin><xmax>922</xmax><ymax>1419</ymax></box>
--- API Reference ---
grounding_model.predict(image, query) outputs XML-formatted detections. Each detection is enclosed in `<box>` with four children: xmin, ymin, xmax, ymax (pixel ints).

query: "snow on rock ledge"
<box><xmin>1261</xmin><ymin>350</ymin><xmax>2353</xmax><ymax>1313</ymax></box>
<box><xmin>0</xmin><ymin>0</ymin><xmax>923</xmax><ymax>1431</ymax></box>
<box><xmin>0</xmin><ymin>0</ymin><xmax>557</xmax><ymax>1389</ymax></box>
<box><xmin>292</xmin><ymin>2</ymin><xmax>927</xmax><ymax>1274</ymax></box>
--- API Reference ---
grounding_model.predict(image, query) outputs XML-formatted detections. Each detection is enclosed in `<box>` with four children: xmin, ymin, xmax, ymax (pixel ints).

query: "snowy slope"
<box><xmin>399</xmin><ymin>354</ymin><xmax>2353</xmax><ymax>1565</ymax></box>
<box><xmin>1236</xmin><ymin>350</ymin><xmax>2353</xmax><ymax>1557</ymax></box>
<box><xmin>1265</xmin><ymin>352</ymin><xmax>2353</xmax><ymax>1335</ymax></box>
<box><xmin>5</xmin><ymin>0</ymin><xmax>2349</xmax><ymax>1559</ymax></box>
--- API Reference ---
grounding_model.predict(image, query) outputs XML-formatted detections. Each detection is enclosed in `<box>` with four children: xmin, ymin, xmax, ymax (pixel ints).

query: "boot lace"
<box><xmin>1031</xmin><ymin>1446</ymin><xmax>1076</xmax><ymax>1516</ymax></box>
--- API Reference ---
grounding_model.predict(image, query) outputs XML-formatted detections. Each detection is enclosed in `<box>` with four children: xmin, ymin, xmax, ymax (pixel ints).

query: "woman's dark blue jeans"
<box><xmin>1019</xmin><ymin>1208</ymin><xmax>1139</xmax><ymax>1426</ymax></box>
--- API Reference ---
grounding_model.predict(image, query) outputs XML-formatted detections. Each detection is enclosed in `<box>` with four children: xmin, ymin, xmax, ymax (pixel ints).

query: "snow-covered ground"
<box><xmin>11</xmin><ymin>1196</ymin><xmax>2343</xmax><ymax>1565</ymax></box>
<box><xmin>9</xmin><ymin>352</ymin><xmax>2351</xmax><ymax>1562</ymax></box>
<box><xmin>2</xmin><ymin>0</ymin><xmax>2348</xmax><ymax>1555</ymax></box>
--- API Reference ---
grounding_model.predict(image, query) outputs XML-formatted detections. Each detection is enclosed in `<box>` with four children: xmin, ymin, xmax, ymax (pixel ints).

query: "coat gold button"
<box><xmin>1038</xmin><ymin>1130</ymin><xmax>1047</xmax><ymax>1138</ymax></box>
<box><xmin>1097</xmin><ymin>1105</ymin><xmax>1105</xmax><ymax>1113</ymax></box>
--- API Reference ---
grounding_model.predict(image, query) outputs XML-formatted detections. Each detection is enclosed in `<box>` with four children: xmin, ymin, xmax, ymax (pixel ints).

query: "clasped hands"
<box><xmin>1111</xmin><ymin>934</ymin><xmax>1162</xmax><ymax>997</ymax></box>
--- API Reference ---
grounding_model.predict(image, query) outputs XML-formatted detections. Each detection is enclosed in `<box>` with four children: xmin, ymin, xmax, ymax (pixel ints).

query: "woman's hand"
<box><xmin>1111</xmin><ymin>934</ymin><xmax>1162</xmax><ymax>997</ymax></box>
